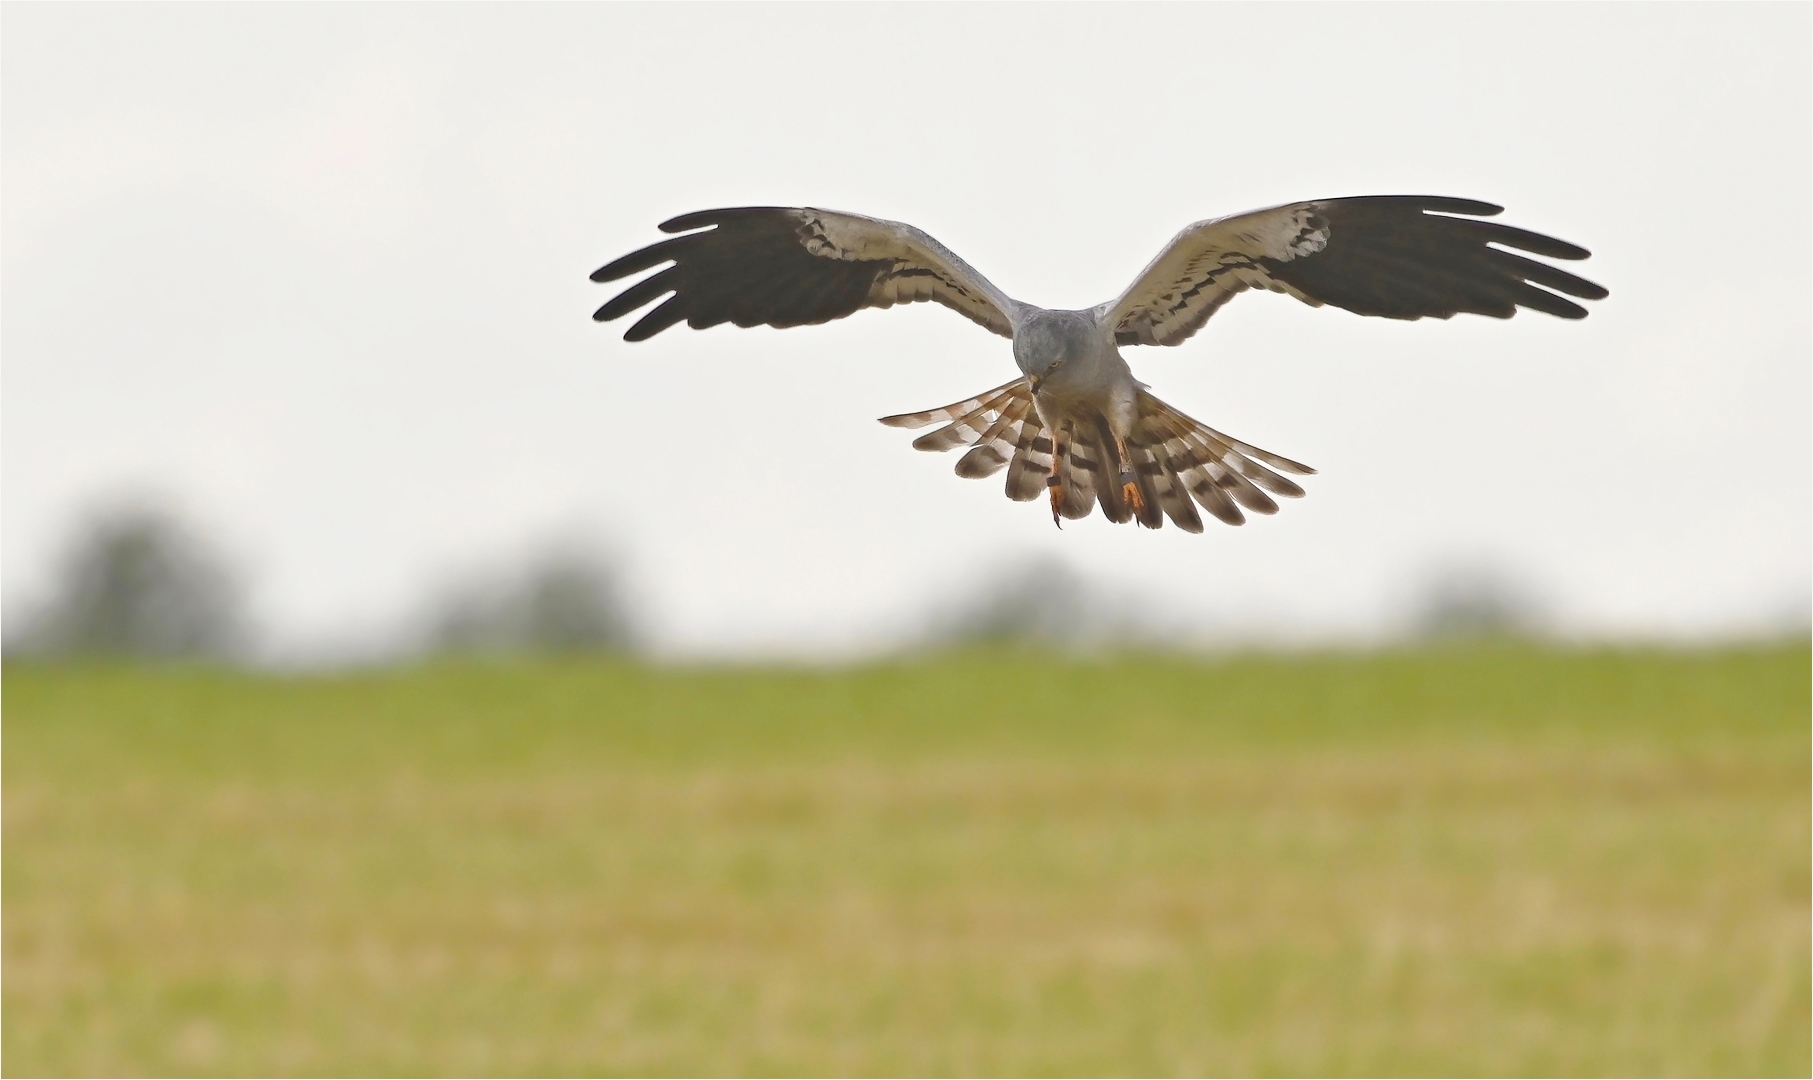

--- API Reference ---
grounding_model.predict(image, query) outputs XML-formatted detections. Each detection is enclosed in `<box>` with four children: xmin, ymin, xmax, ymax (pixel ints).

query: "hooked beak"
<box><xmin>1027</xmin><ymin>374</ymin><xmax>1042</xmax><ymax>395</ymax></box>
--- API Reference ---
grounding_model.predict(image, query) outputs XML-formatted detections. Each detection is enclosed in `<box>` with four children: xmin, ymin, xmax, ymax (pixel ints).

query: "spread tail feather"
<box><xmin>882</xmin><ymin>379</ymin><xmax>1312</xmax><ymax>530</ymax></box>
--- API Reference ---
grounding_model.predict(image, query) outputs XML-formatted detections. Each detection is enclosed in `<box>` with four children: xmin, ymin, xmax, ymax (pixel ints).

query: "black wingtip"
<box><xmin>623</xmin><ymin>298</ymin><xmax>687</xmax><ymax>341</ymax></box>
<box><xmin>658</xmin><ymin>206</ymin><xmax>793</xmax><ymax>234</ymax></box>
<box><xmin>1333</xmin><ymin>195</ymin><xmax>1501</xmax><ymax>217</ymax></box>
<box><xmin>1417</xmin><ymin>196</ymin><xmax>1505</xmax><ymax>217</ymax></box>
<box><xmin>590</xmin><ymin>252</ymin><xmax>649</xmax><ymax>283</ymax></box>
<box><xmin>1536</xmin><ymin>239</ymin><xmax>1593</xmax><ymax>261</ymax></box>
<box><xmin>659</xmin><ymin>209</ymin><xmax>723</xmax><ymax>234</ymax></box>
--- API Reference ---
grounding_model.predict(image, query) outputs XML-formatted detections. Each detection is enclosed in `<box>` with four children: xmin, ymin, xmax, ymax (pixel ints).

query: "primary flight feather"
<box><xmin>592</xmin><ymin>197</ymin><xmax>1606</xmax><ymax>531</ymax></box>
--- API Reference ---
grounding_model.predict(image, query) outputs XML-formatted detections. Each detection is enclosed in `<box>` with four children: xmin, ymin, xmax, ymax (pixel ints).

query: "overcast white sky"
<box><xmin>5</xmin><ymin>3</ymin><xmax>1809</xmax><ymax>658</ymax></box>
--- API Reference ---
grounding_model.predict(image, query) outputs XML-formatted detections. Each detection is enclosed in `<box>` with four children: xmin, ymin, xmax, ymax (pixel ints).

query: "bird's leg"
<box><xmin>1047</xmin><ymin>421</ymin><xmax>1066</xmax><ymax>528</ymax></box>
<box><xmin>1114</xmin><ymin>434</ymin><xmax>1145</xmax><ymax>514</ymax></box>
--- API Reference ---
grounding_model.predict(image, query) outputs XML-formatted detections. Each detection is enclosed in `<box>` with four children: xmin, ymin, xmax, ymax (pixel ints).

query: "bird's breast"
<box><xmin>1032</xmin><ymin>353</ymin><xmax>1138</xmax><ymax>436</ymax></box>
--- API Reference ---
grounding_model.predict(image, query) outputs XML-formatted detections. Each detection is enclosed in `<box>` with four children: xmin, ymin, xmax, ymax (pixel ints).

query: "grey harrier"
<box><xmin>592</xmin><ymin>197</ymin><xmax>1605</xmax><ymax>531</ymax></box>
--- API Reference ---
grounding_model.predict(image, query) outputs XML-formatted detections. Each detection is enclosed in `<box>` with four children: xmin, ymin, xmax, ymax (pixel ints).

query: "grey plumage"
<box><xmin>594</xmin><ymin>198</ymin><xmax>1605</xmax><ymax>530</ymax></box>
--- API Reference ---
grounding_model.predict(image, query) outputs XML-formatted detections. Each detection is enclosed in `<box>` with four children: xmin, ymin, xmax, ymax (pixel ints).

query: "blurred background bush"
<box><xmin>5</xmin><ymin>504</ymin><xmax>248</xmax><ymax>662</ymax></box>
<box><xmin>421</xmin><ymin>544</ymin><xmax>636</xmax><ymax>657</ymax></box>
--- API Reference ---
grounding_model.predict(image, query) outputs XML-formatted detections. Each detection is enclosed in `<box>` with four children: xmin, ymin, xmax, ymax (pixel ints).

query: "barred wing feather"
<box><xmin>593</xmin><ymin>208</ymin><xmax>1021</xmax><ymax>341</ymax></box>
<box><xmin>1103</xmin><ymin>196</ymin><xmax>1608</xmax><ymax>347</ymax></box>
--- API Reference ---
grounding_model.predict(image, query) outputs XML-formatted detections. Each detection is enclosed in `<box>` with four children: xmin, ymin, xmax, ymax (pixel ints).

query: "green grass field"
<box><xmin>5</xmin><ymin>644</ymin><xmax>1808</xmax><ymax>1076</ymax></box>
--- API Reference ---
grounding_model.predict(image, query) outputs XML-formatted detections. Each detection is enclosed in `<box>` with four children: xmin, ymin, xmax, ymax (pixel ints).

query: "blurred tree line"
<box><xmin>5</xmin><ymin>507</ymin><xmax>246</xmax><ymax>660</ymax></box>
<box><xmin>932</xmin><ymin>556</ymin><xmax>1122</xmax><ymax>648</ymax></box>
<box><xmin>5</xmin><ymin>505</ymin><xmax>637</xmax><ymax>663</ymax></box>
<box><xmin>1410</xmin><ymin>564</ymin><xmax>1548</xmax><ymax>641</ymax></box>
<box><xmin>6</xmin><ymin>502</ymin><xmax>1560</xmax><ymax>665</ymax></box>
<box><xmin>424</xmin><ymin>549</ymin><xmax>634</xmax><ymax>656</ymax></box>
<box><xmin>930</xmin><ymin>556</ymin><xmax>1550</xmax><ymax>648</ymax></box>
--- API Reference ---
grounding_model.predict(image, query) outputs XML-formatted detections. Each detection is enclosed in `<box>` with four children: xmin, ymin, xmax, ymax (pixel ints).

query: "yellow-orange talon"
<box><xmin>1111</xmin><ymin>435</ymin><xmax>1146</xmax><ymax>516</ymax></box>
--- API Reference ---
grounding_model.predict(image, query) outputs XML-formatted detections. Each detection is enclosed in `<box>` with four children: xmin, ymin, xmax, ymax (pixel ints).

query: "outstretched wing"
<box><xmin>592</xmin><ymin>207</ymin><xmax>1021</xmax><ymax>341</ymax></box>
<box><xmin>1102</xmin><ymin>196</ymin><xmax>1608</xmax><ymax>347</ymax></box>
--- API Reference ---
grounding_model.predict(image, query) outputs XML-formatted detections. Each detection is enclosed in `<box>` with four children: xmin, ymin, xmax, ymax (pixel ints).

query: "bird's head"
<box><xmin>1013</xmin><ymin>309</ymin><xmax>1096</xmax><ymax>393</ymax></box>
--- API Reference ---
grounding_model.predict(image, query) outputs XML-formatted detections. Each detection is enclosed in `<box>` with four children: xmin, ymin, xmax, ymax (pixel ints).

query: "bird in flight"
<box><xmin>592</xmin><ymin>198</ymin><xmax>1605</xmax><ymax>531</ymax></box>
